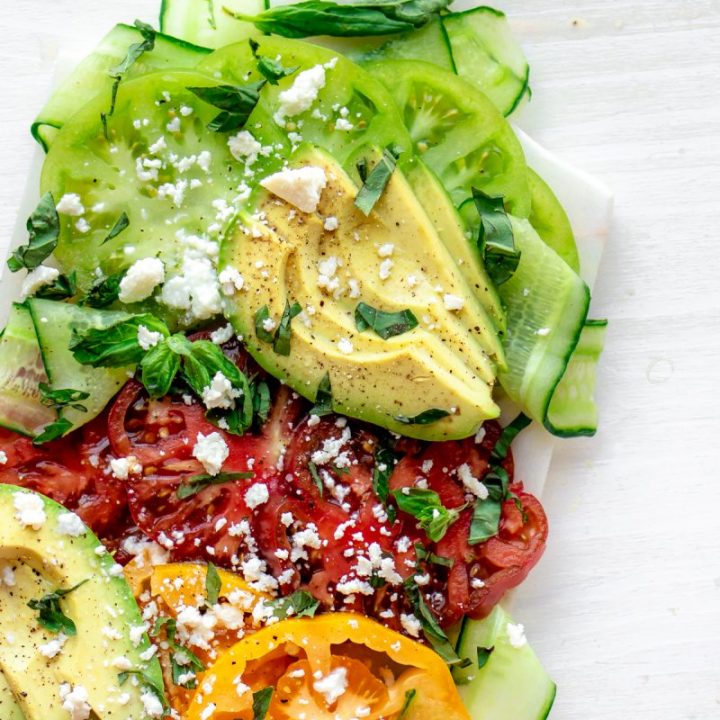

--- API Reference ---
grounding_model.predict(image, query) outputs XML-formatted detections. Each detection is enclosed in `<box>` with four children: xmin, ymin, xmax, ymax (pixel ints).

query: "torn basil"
<box><xmin>205</xmin><ymin>562</ymin><xmax>221</xmax><ymax>605</ymax></box>
<box><xmin>392</xmin><ymin>488</ymin><xmax>462</xmax><ymax>542</ymax></box>
<box><xmin>188</xmin><ymin>80</ymin><xmax>266</xmax><ymax>132</ymax></box>
<box><xmin>249</xmin><ymin>39</ymin><xmax>298</xmax><ymax>84</ymax></box>
<box><xmin>395</xmin><ymin>408</ymin><xmax>450</xmax><ymax>425</ymax></box>
<box><xmin>7</xmin><ymin>192</ymin><xmax>59</xmax><ymax>272</ymax></box>
<box><xmin>27</xmin><ymin>579</ymin><xmax>88</xmax><ymax>635</ymax></box>
<box><xmin>310</xmin><ymin>372</ymin><xmax>333</xmax><ymax>417</ymax></box>
<box><xmin>254</xmin><ymin>301</ymin><xmax>302</xmax><ymax>356</ymax></box>
<box><xmin>176</xmin><ymin>471</ymin><xmax>253</xmax><ymax>500</ymax></box>
<box><xmin>355</xmin><ymin>302</ymin><xmax>418</xmax><ymax>339</ymax></box>
<box><xmin>472</xmin><ymin>187</ymin><xmax>520</xmax><ymax>286</ymax></box>
<box><xmin>355</xmin><ymin>145</ymin><xmax>401</xmax><ymax>215</ymax></box>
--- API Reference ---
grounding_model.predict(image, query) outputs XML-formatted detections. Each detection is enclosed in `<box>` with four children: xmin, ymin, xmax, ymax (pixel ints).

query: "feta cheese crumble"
<box><xmin>228</xmin><ymin>130</ymin><xmax>263</xmax><ymax>164</ymax></box>
<box><xmin>457</xmin><ymin>463</ymin><xmax>489</xmax><ymax>500</ymax></box>
<box><xmin>277</xmin><ymin>64</ymin><xmax>326</xmax><ymax>119</ymax></box>
<box><xmin>313</xmin><ymin>667</ymin><xmax>348</xmax><ymax>706</ymax></box>
<box><xmin>137</xmin><ymin>324</ymin><xmax>163</xmax><ymax>350</ymax></box>
<box><xmin>218</xmin><ymin>266</ymin><xmax>244</xmax><ymax>295</ymax></box>
<box><xmin>443</xmin><ymin>293</ymin><xmax>465</xmax><ymax>311</ymax></box>
<box><xmin>56</xmin><ymin>512</ymin><xmax>86</xmax><ymax>537</ymax></box>
<box><xmin>118</xmin><ymin>257</ymin><xmax>165</xmax><ymax>304</ymax></box>
<box><xmin>20</xmin><ymin>265</ymin><xmax>60</xmax><ymax>300</ymax></box>
<box><xmin>506</xmin><ymin>622</ymin><xmax>527</xmax><ymax>648</ymax></box>
<box><xmin>201</xmin><ymin>371</ymin><xmax>240</xmax><ymax>410</ymax></box>
<box><xmin>56</xmin><ymin>193</ymin><xmax>85</xmax><ymax>216</ymax></box>
<box><xmin>244</xmin><ymin>483</ymin><xmax>270</xmax><ymax>510</ymax></box>
<box><xmin>193</xmin><ymin>432</ymin><xmax>229</xmax><ymax>476</ymax></box>
<box><xmin>260</xmin><ymin>166</ymin><xmax>327</xmax><ymax>213</ymax></box>
<box><xmin>13</xmin><ymin>491</ymin><xmax>46</xmax><ymax>530</ymax></box>
<box><xmin>59</xmin><ymin>684</ymin><xmax>91</xmax><ymax>720</ymax></box>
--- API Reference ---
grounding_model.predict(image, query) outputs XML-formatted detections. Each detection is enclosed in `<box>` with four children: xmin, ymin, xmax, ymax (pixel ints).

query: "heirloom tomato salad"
<box><xmin>0</xmin><ymin>0</ymin><xmax>607</xmax><ymax>719</ymax></box>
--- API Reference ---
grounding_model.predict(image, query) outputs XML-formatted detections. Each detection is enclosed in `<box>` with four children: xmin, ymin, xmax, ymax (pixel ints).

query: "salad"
<box><xmin>0</xmin><ymin>1</ymin><xmax>608</xmax><ymax>719</ymax></box>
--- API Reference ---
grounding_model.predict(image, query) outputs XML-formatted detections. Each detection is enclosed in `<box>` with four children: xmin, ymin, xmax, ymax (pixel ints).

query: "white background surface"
<box><xmin>0</xmin><ymin>1</ymin><xmax>719</xmax><ymax>718</ymax></box>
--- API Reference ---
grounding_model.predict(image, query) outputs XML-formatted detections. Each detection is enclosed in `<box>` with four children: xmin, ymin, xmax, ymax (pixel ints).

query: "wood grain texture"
<box><xmin>1</xmin><ymin>1</ymin><xmax>719</xmax><ymax>717</ymax></box>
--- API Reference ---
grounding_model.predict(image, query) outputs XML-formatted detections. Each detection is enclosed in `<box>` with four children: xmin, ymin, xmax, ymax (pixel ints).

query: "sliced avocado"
<box><xmin>0</xmin><ymin>672</ymin><xmax>24</xmax><ymax>719</ymax></box>
<box><xmin>0</xmin><ymin>484</ymin><xmax>163</xmax><ymax>719</ymax></box>
<box><xmin>401</xmin><ymin>155</ymin><xmax>507</xmax><ymax>337</ymax></box>
<box><xmin>221</xmin><ymin>146</ymin><xmax>502</xmax><ymax>440</ymax></box>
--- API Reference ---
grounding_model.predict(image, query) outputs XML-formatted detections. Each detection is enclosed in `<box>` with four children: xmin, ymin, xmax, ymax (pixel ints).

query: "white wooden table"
<box><xmin>1</xmin><ymin>1</ymin><xmax>719</xmax><ymax>717</ymax></box>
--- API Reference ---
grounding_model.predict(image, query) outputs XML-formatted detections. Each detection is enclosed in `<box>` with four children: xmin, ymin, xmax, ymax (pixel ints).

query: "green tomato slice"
<box><xmin>198</xmin><ymin>36</ymin><xmax>412</xmax><ymax>176</ymax></box>
<box><xmin>365</xmin><ymin>59</ymin><xmax>531</xmax><ymax>216</ymax></box>
<box><xmin>40</xmin><ymin>69</ymin><xmax>255</xmax><ymax>326</ymax></box>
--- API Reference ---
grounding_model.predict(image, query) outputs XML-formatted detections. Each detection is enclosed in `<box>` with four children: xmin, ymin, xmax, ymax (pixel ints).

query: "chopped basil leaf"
<box><xmin>81</xmin><ymin>270</ymin><xmax>123</xmax><ymax>308</ymax></box>
<box><xmin>255</xmin><ymin>301</ymin><xmax>302</xmax><ymax>356</ymax></box>
<box><xmin>27</xmin><ymin>580</ymin><xmax>88</xmax><ymax>635</ymax></box>
<box><xmin>205</xmin><ymin>0</ymin><xmax>217</xmax><ymax>28</ymax></box>
<box><xmin>118</xmin><ymin>669</ymin><xmax>169</xmax><ymax>710</ymax></box>
<box><xmin>252</xmin><ymin>380</ymin><xmax>271</xmax><ymax>425</ymax></box>
<box><xmin>7</xmin><ymin>192</ymin><xmax>59</xmax><ymax>272</ymax></box>
<box><xmin>491</xmin><ymin>413</ymin><xmax>531</xmax><ymax>461</ymax></box>
<box><xmin>140</xmin><ymin>340</ymin><xmax>181</xmax><ymax>398</ymax></box>
<box><xmin>249</xmin><ymin>39</ymin><xmax>298</xmax><ymax>84</ymax></box>
<box><xmin>34</xmin><ymin>271</ymin><xmax>77</xmax><ymax>301</ymax></box>
<box><xmin>252</xmin><ymin>687</ymin><xmax>274</xmax><ymax>720</ymax></box>
<box><xmin>393</xmin><ymin>488</ymin><xmax>462</xmax><ymax>542</ymax></box>
<box><xmin>176</xmin><ymin>471</ymin><xmax>254</xmax><ymax>499</ymax></box>
<box><xmin>414</xmin><ymin>542</ymin><xmax>454</xmax><ymax>568</ymax></box>
<box><xmin>100</xmin><ymin>211</ymin><xmax>130</xmax><ymax>245</ymax></box>
<box><xmin>32</xmin><ymin>417</ymin><xmax>73</xmax><ymax>445</ymax></box>
<box><xmin>70</xmin><ymin>313</ymin><xmax>169</xmax><ymax>368</ymax></box>
<box><xmin>355</xmin><ymin>302</ymin><xmax>418</xmax><ymax>339</ymax></box>
<box><xmin>394</xmin><ymin>408</ymin><xmax>450</xmax><ymax>425</ymax></box>
<box><xmin>205</xmin><ymin>562</ymin><xmax>221</xmax><ymax>605</ymax></box>
<box><xmin>403</xmin><ymin>576</ymin><xmax>462</xmax><ymax>664</ymax></box>
<box><xmin>476</xmin><ymin>645</ymin><xmax>494</xmax><ymax>670</ymax></box>
<box><xmin>267</xmin><ymin>590</ymin><xmax>320</xmax><ymax>620</ymax></box>
<box><xmin>310</xmin><ymin>372</ymin><xmax>333</xmax><ymax>417</ymax></box>
<box><xmin>188</xmin><ymin>81</ymin><xmax>266</xmax><ymax>133</ymax></box>
<box><xmin>472</xmin><ymin>187</ymin><xmax>520</xmax><ymax>286</ymax></box>
<box><xmin>398</xmin><ymin>688</ymin><xmax>417</xmax><ymax>720</ymax></box>
<box><xmin>354</xmin><ymin>145</ymin><xmax>401</xmax><ymax>215</ymax></box>
<box><xmin>308</xmin><ymin>461</ymin><xmax>324</xmax><ymax>496</ymax></box>
<box><xmin>151</xmin><ymin>616</ymin><xmax>205</xmax><ymax>689</ymax></box>
<box><xmin>468</xmin><ymin>467</ymin><xmax>510</xmax><ymax>544</ymax></box>
<box><xmin>39</xmin><ymin>384</ymin><xmax>90</xmax><ymax>413</ymax></box>
<box><xmin>373</xmin><ymin>446</ymin><xmax>401</xmax><ymax>523</ymax></box>
<box><xmin>226</xmin><ymin>0</ymin><xmax>451</xmax><ymax>38</ymax></box>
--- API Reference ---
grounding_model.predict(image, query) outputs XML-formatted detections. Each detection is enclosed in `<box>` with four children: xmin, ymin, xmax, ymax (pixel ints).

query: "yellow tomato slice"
<box><xmin>186</xmin><ymin>613</ymin><xmax>470</xmax><ymax>720</ymax></box>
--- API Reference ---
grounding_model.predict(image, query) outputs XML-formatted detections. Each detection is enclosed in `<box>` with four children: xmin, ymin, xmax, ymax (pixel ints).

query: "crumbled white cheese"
<box><xmin>244</xmin><ymin>483</ymin><xmax>269</xmax><ymax>510</ymax></box>
<box><xmin>337</xmin><ymin>338</ymin><xmax>354</xmax><ymax>355</ymax></box>
<box><xmin>75</xmin><ymin>217</ymin><xmax>91</xmax><ymax>234</ymax></box>
<box><xmin>166</xmin><ymin>116</ymin><xmax>181</xmax><ymax>133</ymax></box>
<box><xmin>313</xmin><ymin>667</ymin><xmax>348</xmax><ymax>706</ymax></box>
<box><xmin>400</xmin><ymin>613</ymin><xmax>422</xmax><ymax>638</ymax></box>
<box><xmin>335</xmin><ymin>578</ymin><xmax>374</xmax><ymax>596</ymax></box>
<box><xmin>457</xmin><ymin>463</ymin><xmax>489</xmax><ymax>500</ymax></box>
<box><xmin>218</xmin><ymin>266</ymin><xmax>244</xmax><ymax>295</ymax></box>
<box><xmin>193</xmin><ymin>432</ymin><xmax>229</xmax><ymax>476</ymax></box>
<box><xmin>118</xmin><ymin>257</ymin><xmax>165</xmax><ymax>304</ymax></box>
<box><xmin>323</xmin><ymin>215</ymin><xmax>339</xmax><ymax>231</ymax></box>
<box><xmin>228</xmin><ymin>130</ymin><xmax>263</xmax><ymax>164</ymax></box>
<box><xmin>474</xmin><ymin>427</ymin><xmax>487</xmax><ymax>444</ymax></box>
<box><xmin>377</xmin><ymin>243</ymin><xmax>394</xmax><ymax>258</ymax></box>
<box><xmin>56</xmin><ymin>512</ymin><xmax>86</xmax><ymax>537</ymax></box>
<box><xmin>378</xmin><ymin>259</ymin><xmax>393</xmax><ymax>280</ymax></box>
<box><xmin>506</xmin><ymin>622</ymin><xmax>527</xmax><ymax>648</ymax></box>
<box><xmin>0</xmin><ymin>451</ymin><xmax>6</xmax><ymax>465</ymax></box>
<box><xmin>334</xmin><ymin>118</ymin><xmax>354</xmax><ymax>131</ymax></box>
<box><xmin>59</xmin><ymin>684</ymin><xmax>91</xmax><ymax>720</ymax></box>
<box><xmin>137</xmin><ymin>324</ymin><xmax>163</xmax><ymax>351</ymax></box>
<box><xmin>260</xmin><ymin>166</ymin><xmax>327</xmax><ymax>213</ymax></box>
<box><xmin>443</xmin><ymin>293</ymin><xmax>465</xmax><ymax>311</ymax></box>
<box><xmin>56</xmin><ymin>193</ymin><xmax>85</xmax><ymax>216</ymax></box>
<box><xmin>141</xmin><ymin>690</ymin><xmax>165</xmax><ymax>718</ymax></box>
<box><xmin>13</xmin><ymin>491</ymin><xmax>46</xmax><ymax>530</ymax></box>
<box><xmin>201</xmin><ymin>371</ymin><xmax>240</xmax><ymax>410</ymax></box>
<box><xmin>210</xmin><ymin>323</ymin><xmax>235</xmax><ymax>345</ymax></box>
<box><xmin>20</xmin><ymin>265</ymin><xmax>60</xmax><ymax>300</ymax></box>
<box><xmin>0</xmin><ymin>564</ymin><xmax>15</xmax><ymax>587</ymax></box>
<box><xmin>109</xmin><ymin>456</ymin><xmax>141</xmax><ymax>480</ymax></box>
<box><xmin>39</xmin><ymin>632</ymin><xmax>67</xmax><ymax>659</ymax></box>
<box><xmin>277</xmin><ymin>64</ymin><xmax>326</xmax><ymax>118</ymax></box>
<box><xmin>148</xmin><ymin>136</ymin><xmax>167</xmax><ymax>154</ymax></box>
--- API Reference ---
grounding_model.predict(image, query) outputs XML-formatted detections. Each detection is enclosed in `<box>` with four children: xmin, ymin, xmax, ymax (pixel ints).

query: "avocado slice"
<box><xmin>221</xmin><ymin>145</ymin><xmax>503</xmax><ymax>439</ymax></box>
<box><xmin>0</xmin><ymin>671</ymin><xmax>24</xmax><ymax>719</ymax></box>
<box><xmin>0</xmin><ymin>484</ymin><xmax>163</xmax><ymax>719</ymax></box>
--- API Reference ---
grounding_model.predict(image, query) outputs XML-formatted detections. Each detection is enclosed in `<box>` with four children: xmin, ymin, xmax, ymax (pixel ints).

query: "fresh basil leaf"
<box><xmin>267</xmin><ymin>590</ymin><xmax>320</xmax><ymax>620</ymax></box>
<box><xmin>81</xmin><ymin>271</ymin><xmax>123</xmax><ymax>308</ymax></box>
<box><xmin>27</xmin><ymin>580</ymin><xmax>88</xmax><ymax>635</ymax></box>
<box><xmin>398</xmin><ymin>688</ymin><xmax>417</xmax><ymax>720</ymax></box>
<box><xmin>7</xmin><ymin>192</ymin><xmax>59</xmax><ymax>272</ymax></box>
<box><xmin>483</xmin><ymin>466</ymin><xmax>511</xmax><ymax>503</ymax></box>
<box><xmin>308</xmin><ymin>461</ymin><xmax>323</xmax><ymax>496</ymax></box>
<box><xmin>403</xmin><ymin>576</ymin><xmax>462</xmax><ymax>664</ymax></box>
<box><xmin>176</xmin><ymin>471</ymin><xmax>253</xmax><ymax>499</ymax></box>
<box><xmin>170</xmin><ymin>655</ymin><xmax>198</xmax><ymax>689</ymax></box>
<box><xmin>151</xmin><ymin>615</ymin><xmax>177</xmax><ymax>640</ymax></box>
<box><xmin>273</xmin><ymin>300</ymin><xmax>302</xmax><ymax>356</ymax></box>
<box><xmin>393</xmin><ymin>488</ymin><xmax>462</xmax><ymax>542</ymax></box>
<box><xmin>188</xmin><ymin>81</ymin><xmax>266</xmax><ymax>133</ymax></box>
<box><xmin>469</xmin><ymin>494</ymin><xmax>503</xmax><ymax>545</ymax></box>
<box><xmin>100</xmin><ymin>211</ymin><xmax>130</xmax><ymax>245</ymax></box>
<box><xmin>355</xmin><ymin>302</ymin><xmax>418</xmax><ymax>339</ymax></box>
<box><xmin>254</xmin><ymin>306</ymin><xmax>275</xmax><ymax>343</ymax></box>
<box><xmin>206</xmin><ymin>0</ymin><xmax>217</xmax><ymax>28</ymax></box>
<box><xmin>140</xmin><ymin>340</ymin><xmax>181</xmax><ymax>398</ymax></box>
<box><xmin>355</xmin><ymin>145</ymin><xmax>400</xmax><ymax>215</ymax></box>
<box><xmin>414</xmin><ymin>542</ymin><xmax>454</xmax><ymax>568</ymax></box>
<box><xmin>310</xmin><ymin>373</ymin><xmax>333</xmax><ymax>417</ymax></box>
<box><xmin>70</xmin><ymin>313</ymin><xmax>169</xmax><ymax>368</ymax></box>
<box><xmin>491</xmin><ymin>413</ymin><xmax>531</xmax><ymax>461</ymax></box>
<box><xmin>39</xmin><ymin>384</ymin><xmax>90</xmax><ymax>413</ymax></box>
<box><xmin>32</xmin><ymin>417</ymin><xmax>73</xmax><ymax>445</ymax></box>
<box><xmin>373</xmin><ymin>446</ymin><xmax>400</xmax><ymax>523</ymax></box>
<box><xmin>34</xmin><ymin>271</ymin><xmax>77</xmax><ymax>301</ymax></box>
<box><xmin>252</xmin><ymin>380</ymin><xmax>271</xmax><ymax>425</ymax></box>
<box><xmin>249</xmin><ymin>39</ymin><xmax>298</xmax><ymax>85</ymax></box>
<box><xmin>476</xmin><ymin>645</ymin><xmax>494</xmax><ymax>670</ymax></box>
<box><xmin>252</xmin><ymin>687</ymin><xmax>274</xmax><ymax>720</ymax></box>
<box><xmin>472</xmin><ymin>187</ymin><xmax>520</xmax><ymax>286</ymax></box>
<box><xmin>118</xmin><ymin>669</ymin><xmax>169</xmax><ymax>711</ymax></box>
<box><xmin>205</xmin><ymin>562</ymin><xmax>221</xmax><ymax>605</ymax></box>
<box><xmin>226</xmin><ymin>0</ymin><xmax>450</xmax><ymax>38</ymax></box>
<box><xmin>394</xmin><ymin>408</ymin><xmax>450</xmax><ymax>425</ymax></box>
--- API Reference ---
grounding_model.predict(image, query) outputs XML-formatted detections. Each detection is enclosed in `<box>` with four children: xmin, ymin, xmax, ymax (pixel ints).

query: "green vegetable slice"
<box><xmin>366</xmin><ymin>59</ymin><xmax>530</xmax><ymax>215</ymax></box>
<box><xmin>443</xmin><ymin>7</ymin><xmax>530</xmax><ymax>116</ymax></box>
<box><xmin>32</xmin><ymin>23</ymin><xmax>210</xmax><ymax>151</ymax></box>
<box><xmin>545</xmin><ymin>319</ymin><xmax>607</xmax><ymax>437</ymax></box>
